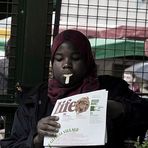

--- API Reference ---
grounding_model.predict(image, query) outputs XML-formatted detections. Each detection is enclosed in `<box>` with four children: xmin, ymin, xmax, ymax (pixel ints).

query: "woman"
<box><xmin>123</xmin><ymin>71</ymin><xmax>140</xmax><ymax>93</ymax></box>
<box><xmin>1</xmin><ymin>29</ymin><xmax>148</xmax><ymax>148</ymax></box>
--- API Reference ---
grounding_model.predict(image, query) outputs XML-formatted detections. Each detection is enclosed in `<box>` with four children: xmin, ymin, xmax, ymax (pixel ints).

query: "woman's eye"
<box><xmin>72</xmin><ymin>54</ymin><xmax>81</xmax><ymax>61</ymax></box>
<box><xmin>54</xmin><ymin>55</ymin><xmax>63</xmax><ymax>61</ymax></box>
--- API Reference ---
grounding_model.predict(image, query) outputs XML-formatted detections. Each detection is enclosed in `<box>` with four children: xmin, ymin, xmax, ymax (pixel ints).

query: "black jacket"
<box><xmin>1</xmin><ymin>75</ymin><xmax>148</xmax><ymax>148</ymax></box>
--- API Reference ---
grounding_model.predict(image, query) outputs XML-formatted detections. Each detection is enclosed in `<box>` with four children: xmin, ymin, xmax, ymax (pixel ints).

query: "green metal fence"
<box><xmin>0</xmin><ymin>0</ymin><xmax>54</xmax><ymax>137</ymax></box>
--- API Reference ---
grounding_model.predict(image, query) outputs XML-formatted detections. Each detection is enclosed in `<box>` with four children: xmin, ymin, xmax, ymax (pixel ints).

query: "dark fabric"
<box><xmin>0</xmin><ymin>83</ymin><xmax>49</xmax><ymax>148</ymax></box>
<box><xmin>48</xmin><ymin>77</ymin><xmax>100</xmax><ymax>105</ymax></box>
<box><xmin>1</xmin><ymin>75</ymin><xmax>148</xmax><ymax>148</ymax></box>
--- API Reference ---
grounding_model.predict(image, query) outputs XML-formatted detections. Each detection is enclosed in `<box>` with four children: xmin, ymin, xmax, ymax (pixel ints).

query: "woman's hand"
<box><xmin>33</xmin><ymin>116</ymin><xmax>60</xmax><ymax>146</ymax></box>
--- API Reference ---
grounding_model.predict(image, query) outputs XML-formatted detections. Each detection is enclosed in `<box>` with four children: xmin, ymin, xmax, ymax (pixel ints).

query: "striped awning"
<box><xmin>89</xmin><ymin>38</ymin><xmax>145</xmax><ymax>59</ymax></box>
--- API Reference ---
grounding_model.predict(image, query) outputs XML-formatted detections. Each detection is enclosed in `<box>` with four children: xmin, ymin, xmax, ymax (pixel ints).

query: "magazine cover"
<box><xmin>44</xmin><ymin>89</ymin><xmax>108</xmax><ymax>147</ymax></box>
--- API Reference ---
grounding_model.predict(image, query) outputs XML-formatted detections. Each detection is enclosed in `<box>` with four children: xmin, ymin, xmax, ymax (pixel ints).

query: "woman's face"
<box><xmin>52</xmin><ymin>42</ymin><xmax>87</xmax><ymax>86</ymax></box>
<box><xmin>123</xmin><ymin>73</ymin><xmax>134</xmax><ymax>84</ymax></box>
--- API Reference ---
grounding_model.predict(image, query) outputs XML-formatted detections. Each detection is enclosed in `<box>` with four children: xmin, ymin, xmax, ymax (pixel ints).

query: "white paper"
<box><xmin>44</xmin><ymin>89</ymin><xmax>108</xmax><ymax>147</ymax></box>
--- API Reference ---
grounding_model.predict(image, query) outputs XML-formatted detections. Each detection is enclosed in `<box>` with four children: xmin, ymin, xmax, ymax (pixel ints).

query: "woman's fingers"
<box><xmin>38</xmin><ymin>128</ymin><xmax>58</xmax><ymax>137</ymax></box>
<box><xmin>37</xmin><ymin>116</ymin><xmax>60</xmax><ymax>137</ymax></box>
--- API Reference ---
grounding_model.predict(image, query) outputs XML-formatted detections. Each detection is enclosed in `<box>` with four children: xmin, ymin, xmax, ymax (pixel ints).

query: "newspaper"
<box><xmin>44</xmin><ymin>89</ymin><xmax>108</xmax><ymax>147</ymax></box>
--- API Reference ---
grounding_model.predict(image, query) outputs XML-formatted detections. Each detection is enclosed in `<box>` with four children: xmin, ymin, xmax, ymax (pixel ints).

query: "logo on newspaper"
<box><xmin>53</xmin><ymin>97</ymin><xmax>90</xmax><ymax>115</ymax></box>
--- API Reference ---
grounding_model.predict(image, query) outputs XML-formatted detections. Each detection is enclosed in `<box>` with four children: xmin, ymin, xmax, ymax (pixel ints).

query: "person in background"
<box><xmin>123</xmin><ymin>70</ymin><xmax>140</xmax><ymax>93</ymax></box>
<box><xmin>0</xmin><ymin>38</ymin><xmax>10</xmax><ymax>140</ymax></box>
<box><xmin>137</xmin><ymin>78</ymin><xmax>148</xmax><ymax>99</ymax></box>
<box><xmin>1</xmin><ymin>30</ymin><xmax>148</xmax><ymax>148</ymax></box>
<box><xmin>0</xmin><ymin>116</ymin><xmax>5</xmax><ymax>140</ymax></box>
<box><xmin>0</xmin><ymin>38</ymin><xmax>10</xmax><ymax>94</ymax></box>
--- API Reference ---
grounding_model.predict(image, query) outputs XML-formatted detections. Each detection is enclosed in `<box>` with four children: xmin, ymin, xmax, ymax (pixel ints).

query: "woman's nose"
<box><xmin>63</xmin><ymin>63</ymin><xmax>72</xmax><ymax>69</ymax></box>
<box><xmin>62</xmin><ymin>59</ymin><xmax>72</xmax><ymax>69</ymax></box>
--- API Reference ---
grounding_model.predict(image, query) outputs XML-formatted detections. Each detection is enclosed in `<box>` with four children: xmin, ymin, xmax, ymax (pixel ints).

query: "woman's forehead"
<box><xmin>124</xmin><ymin>73</ymin><xmax>133</xmax><ymax>77</ymax></box>
<box><xmin>56</xmin><ymin>42</ymin><xmax>80</xmax><ymax>53</ymax></box>
<box><xmin>58</xmin><ymin>41</ymin><xmax>76</xmax><ymax>48</ymax></box>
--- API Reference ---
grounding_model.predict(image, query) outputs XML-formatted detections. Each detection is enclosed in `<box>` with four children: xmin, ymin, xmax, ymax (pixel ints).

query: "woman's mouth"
<box><xmin>63</xmin><ymin>73</ymin><xmax>73</xmax><ymax>84</ymax></box>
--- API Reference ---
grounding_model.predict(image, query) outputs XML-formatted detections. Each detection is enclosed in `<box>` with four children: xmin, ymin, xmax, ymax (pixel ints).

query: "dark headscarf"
<box><xmin>51</xmin><ymin>29</ymin><xmax>96</xmax><ymax>72</ymax></box>
<box><xmin>48</xmin><ymin>29</ymin><xmax>99</xmax><ymax>105</ymax></box>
